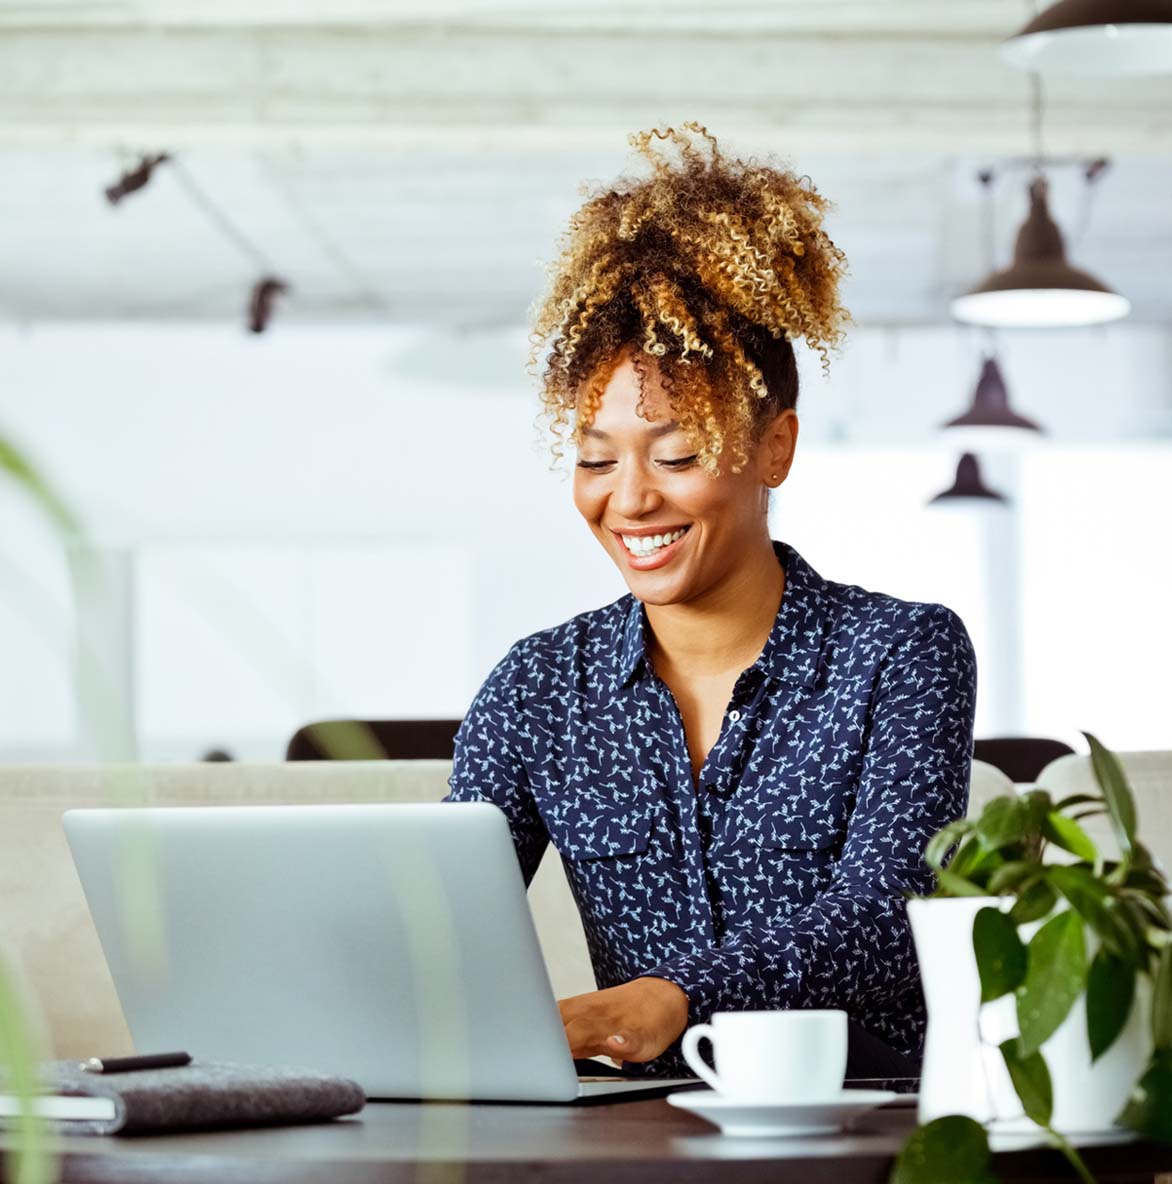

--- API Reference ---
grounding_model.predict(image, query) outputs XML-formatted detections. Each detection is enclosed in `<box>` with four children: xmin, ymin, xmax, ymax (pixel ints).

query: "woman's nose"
<box><xmin>608</xmin><ymin>460</ymin><xmax>663</xmax><ymax>519</ymax></box>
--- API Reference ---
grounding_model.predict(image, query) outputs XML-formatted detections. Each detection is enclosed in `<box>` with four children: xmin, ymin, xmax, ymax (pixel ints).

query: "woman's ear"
<box><xmin>764</xmin><ymin>409</ymin><xmax>799</xmax><ymax>486</ymax></box>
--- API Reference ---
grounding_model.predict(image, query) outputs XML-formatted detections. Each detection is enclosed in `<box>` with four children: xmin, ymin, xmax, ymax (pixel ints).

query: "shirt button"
<box><xmin>728</xmin><ymin>709</ymin><xmax>742</xmax><ymax>723</ymax></box>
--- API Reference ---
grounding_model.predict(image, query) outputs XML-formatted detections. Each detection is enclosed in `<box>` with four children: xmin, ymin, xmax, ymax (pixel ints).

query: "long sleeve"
<box><xmin>444</xmin><ymin>641</ymin><xmax>550</xmax><ymax>886</ymax></box>
<box><xmin>642</xmin><ymin>603</ymin><xmax>977</xmax><ymax>1035</ymax></box>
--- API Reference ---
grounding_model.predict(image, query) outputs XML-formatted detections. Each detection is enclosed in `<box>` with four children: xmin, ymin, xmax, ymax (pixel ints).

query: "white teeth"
<box><xmin>620</xmin><ymin>527</ymin><xmax>689</xmax><ymax>556</ymax></box>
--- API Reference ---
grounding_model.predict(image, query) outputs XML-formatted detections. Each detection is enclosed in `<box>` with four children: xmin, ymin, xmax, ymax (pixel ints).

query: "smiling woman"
<box><xmin>445</xmin><ymin>123</ymin><xmax>977</xmax><ymax>1079</ymax></box>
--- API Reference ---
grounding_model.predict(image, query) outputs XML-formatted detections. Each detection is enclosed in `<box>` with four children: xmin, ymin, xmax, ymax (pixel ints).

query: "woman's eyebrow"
<box><xmin>581</xmin><ymin>421</ymin><xmax>682</xmax><ymax>441</ymax></box>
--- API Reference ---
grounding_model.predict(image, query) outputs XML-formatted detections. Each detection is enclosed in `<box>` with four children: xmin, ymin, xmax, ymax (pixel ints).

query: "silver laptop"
<box><xmin>63</xmin><ymin>802</ymin><xmax>695</xmax><ymax>1102</ymax></box>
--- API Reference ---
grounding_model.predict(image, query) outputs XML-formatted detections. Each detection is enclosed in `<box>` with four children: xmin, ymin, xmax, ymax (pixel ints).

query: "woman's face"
<box><xmin>572</xmin><ymin>352</ymin><xmax>798</xmax><ymax>607</ymax></box>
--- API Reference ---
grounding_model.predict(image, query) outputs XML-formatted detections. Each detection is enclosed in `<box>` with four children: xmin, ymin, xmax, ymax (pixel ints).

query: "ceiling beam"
<box><xmin>2</xmin><ymin>26</ymin><xmax>1171</xmax><ymax>155</ymax></box>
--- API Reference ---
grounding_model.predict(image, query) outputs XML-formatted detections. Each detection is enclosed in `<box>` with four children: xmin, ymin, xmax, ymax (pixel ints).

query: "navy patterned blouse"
<box><xmin>445</xmin><ymin>540</ymin><xmax>977</xmax><ymax>1074</ymax></box>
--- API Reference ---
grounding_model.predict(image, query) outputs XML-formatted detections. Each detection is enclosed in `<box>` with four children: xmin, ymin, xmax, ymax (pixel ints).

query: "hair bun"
<box><xmin>531</xmin><ymin>123</ymin><xmax>851</xmax><ymax>475</ymax></box>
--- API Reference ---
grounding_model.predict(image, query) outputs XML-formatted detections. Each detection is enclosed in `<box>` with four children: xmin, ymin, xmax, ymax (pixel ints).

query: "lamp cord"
<box><xmin>252</xmin><ymin>151</ymin><xmax>395</xmax><ymax>317</ymax></box>
<box><xmin>1028</xmin><ymin>72</ymin><xmax>1047</xmax><ymax>175</ymax></box>
<box><xmin>1070</xmin><ymin>158</ymin><xmax>1111</xmax><ymax>250</ymax></box>
<box><xmin>166</xmin><ymin>157</ymin><xmax>281</xmax><ymax>276</ymax></box>
<box><xmin>977</xmin><ymin>168</ymin><xmax>997</xmax><ymax>273</ymax></box>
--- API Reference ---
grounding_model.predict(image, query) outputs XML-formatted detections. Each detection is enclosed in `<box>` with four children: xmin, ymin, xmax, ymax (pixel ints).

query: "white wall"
<box><xmin>1</xmin><ymin>321</ymin><xmax>1170</xmax><ymax>760</ymax></box>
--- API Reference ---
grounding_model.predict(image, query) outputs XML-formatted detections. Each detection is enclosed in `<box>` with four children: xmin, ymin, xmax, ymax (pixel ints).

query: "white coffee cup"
<box><xmin>680</xmin><ymin>1009</ymin><xmax>848</xmax><ymax>1102</ymax></box>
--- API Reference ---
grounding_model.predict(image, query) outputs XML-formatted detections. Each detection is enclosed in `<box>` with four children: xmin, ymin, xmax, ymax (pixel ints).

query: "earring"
<box><xmin>770</xmin><ymin>473</ymin><xmax>779</xmax><ymax>484</ymax></box>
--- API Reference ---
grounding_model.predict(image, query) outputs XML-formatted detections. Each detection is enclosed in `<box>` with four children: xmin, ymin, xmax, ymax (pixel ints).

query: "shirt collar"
<box><xmin>615</xmin><ymin>539</ymin><xmax>830</xmax><ymax>690</ymax></box>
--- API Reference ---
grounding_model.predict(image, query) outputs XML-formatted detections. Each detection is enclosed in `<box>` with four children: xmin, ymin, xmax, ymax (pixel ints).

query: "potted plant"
<box><xmin>893</xmin><ymin>733</ymin><xmax>1172</xmax><ymax>1184</ymax></box>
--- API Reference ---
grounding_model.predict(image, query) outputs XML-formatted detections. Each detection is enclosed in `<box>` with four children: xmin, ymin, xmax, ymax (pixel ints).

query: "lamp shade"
<box><xmin>943</xmin><ymin>355</ymin><xmax>1043</xmax><ymax>435</ymax></box>
<box><xmin>950</xmin><ymin>177</ymin><xmax>1130</xmax><ymax>328</ymax></box>
<box><xmin>928</xmin><ymin>453</ymin><xmax>1009</xmax><ymax>506</ymax></box>
<box><xmin>1001</xmin><ymin>0</ymin><xmax>1172</xmax><ymax>75</ymax></box>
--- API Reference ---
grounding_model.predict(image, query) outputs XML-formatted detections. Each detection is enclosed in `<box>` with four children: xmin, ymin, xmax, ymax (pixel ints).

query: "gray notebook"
<box><xmin>0</xmin><ymin>1060</ymin><xmax>365</xmax><ymax>1135</ymax></box>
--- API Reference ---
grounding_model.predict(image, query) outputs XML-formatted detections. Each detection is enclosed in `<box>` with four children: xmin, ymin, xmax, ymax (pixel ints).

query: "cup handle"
<box><xmin>680</xmin><ymin>1023</ymin><xmax>723</xmax><ymax>1093</ymax></box>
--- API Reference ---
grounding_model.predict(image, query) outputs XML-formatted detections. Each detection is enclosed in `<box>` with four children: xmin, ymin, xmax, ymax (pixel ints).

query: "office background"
<box><xmin>1</xmin><ymin>2</ymin><xmax>1171</xmax><ymax>763</ymax></box>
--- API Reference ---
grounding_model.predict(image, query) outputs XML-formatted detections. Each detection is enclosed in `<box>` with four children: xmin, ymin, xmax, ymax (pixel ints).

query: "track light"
<box><xmin>1002</xmin><ymin>0</ymin><xmax>1172</xmax><ymax>76</ymax></box>
<box><xmin>104</xmin><ymin>154</ymin><xmax>170</xmax><ymax>205</ymax></box>
<box><xmin>248</xmin><ymin>277</ymin><xmax>289</xmax><ymax>334</ymax></box>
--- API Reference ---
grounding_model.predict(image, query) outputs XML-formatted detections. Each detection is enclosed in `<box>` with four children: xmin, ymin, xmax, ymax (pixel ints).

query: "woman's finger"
<box><xmin>605</xmin><ymin>1030</ymin><xmax>646</xmax><ymax>1061</ymax></box>
<box><xmin>563</xmin><ymin>1015</ymin><xmax>611</xmax><ymax>1059</ymax></box>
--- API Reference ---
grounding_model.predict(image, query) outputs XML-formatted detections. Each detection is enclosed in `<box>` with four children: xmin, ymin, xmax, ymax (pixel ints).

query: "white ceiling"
<box><xmin>1</xmin><ymin>0</ymin><xmax>1170</xmax><ymax>327</ymax></box>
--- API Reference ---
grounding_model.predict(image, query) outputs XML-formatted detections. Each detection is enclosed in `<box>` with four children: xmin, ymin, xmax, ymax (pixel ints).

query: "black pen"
<box><xmin>81</xmin><ymin>1051</ymin><xmax>192</xmax><ymax>1074</ymax></box>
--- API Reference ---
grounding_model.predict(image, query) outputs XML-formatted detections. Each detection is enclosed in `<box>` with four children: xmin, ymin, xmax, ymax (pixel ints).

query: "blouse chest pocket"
<box><xmin>717</xmin><ymin>790</ymin><xmax>848</xmax><ymax>861</ymax></box>
<box><xmin>753</xmin><ymin>810</ymin><xmax>844</xmax><ymax>854</ymax></box>
<box><xmin>543</xmin><ymin>802</ymin><xmax>653</xmax><ymax>863</ymax></box>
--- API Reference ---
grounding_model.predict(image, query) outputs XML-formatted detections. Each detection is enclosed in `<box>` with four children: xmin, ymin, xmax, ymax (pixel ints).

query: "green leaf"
<box><xmin>935</xmin><ymin>868</ymin><xmax>987</xmax><ymax>898</ymax></box>
<box><xmin>973</xmin><ymin>906</ymin><xmax>1027</xmax><ymax>1002</ymax></box>
<box><xmin>890</xmin><ymin>1115</ymin><xmax>996</xmax><ymax>1184</ymax></box>
<box><xmin>1054</xmin><ymin>793</ymin><xmax>1103</xmax><ymax>811</ymax></box>
<box><xmin>1086</xmin><ymin>949</ymin><xmax>1136</xmax><ymax>1062</ymax></box>
<box><xmin>986</xmin><ymin>861</ymin><xmax>1037</xmax><ymax>895</ymax></box>
<box><xmin>1084</xmin><ymin>731</ymin><xmax>1136</xmax><ymax>860</ymax></box>
<box><xmin>925</xmin><ymin>819</ymin><xmax>974</xmax><ymax>870</ymax></box>
<box><xmin>976</xmin><ymin>795</ymin><xmax>1027</xmax><ymax>850</ymax></box>
<box><xmin>1128</xmin><ymin>842</ymin><xmax>1156</xmax><ymax>873</ymax></box>
<box><xmin>999</xmin><ymin>1038</ymin><xmax>1053</xmax><ymax>1127</ymax></box>
<box><xmin>1121</xmin><ymin>889</ymin><xmax>1172</xmax><ymax>933</ymax></box>
<box><xmin>946</xmin><ymin>836</ymin><xmax>987</xmax><ymax>877</ymax></box>
<box><xmin>1124</xmin><ymin>861</ymin><xmax>1172</xmax><ymax>901</ymax></box>
<box><xmin>1153</xmin><ymin>945</ymin><xmax>1172</xmax><ymax>1052</ymax></box>
<box><xmin>1019</xmin><ymin>790</ymin><xmax>1053</xmax><ymax>832</ymax></box>
<box><xmin>1046</xmin><ymin>866</ymin><xmax>1127</xmax><ymax>956</ymax></box>
<box><xmin>0</xmin><ymin>432</ymin><xmax>82</xmax><ymax>537</ymax></box>
<box><xmin>1096</xmin><ymin>903</ymin><xmax>1144</xmax><ymax>964</ymax></box>
<box><xmin>1009</xmin><ymin>878</ymin><xmax>1057</xmax><ymax>925</ymax></box>
<box><xmin>1041</xmin><ymin>812</ymin><xmax>1098</xmax><ymax>863</ymax></box>
<box><xmin>1118</xmin><ymin>1049</ymin><xmax>1172</xmax><ymax>1143</ymax></box>
<box><xmin>1016</xmin><ymin>910</ymin><xmax>1088</xmax><ymax>1058</ymax></box>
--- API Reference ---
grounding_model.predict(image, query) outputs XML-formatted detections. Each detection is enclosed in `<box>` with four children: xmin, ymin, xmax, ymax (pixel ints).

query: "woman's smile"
<box><xmin>612</xmin><ymin>524</ymin><xmax>692</xmax><ymax>569</ymax></box>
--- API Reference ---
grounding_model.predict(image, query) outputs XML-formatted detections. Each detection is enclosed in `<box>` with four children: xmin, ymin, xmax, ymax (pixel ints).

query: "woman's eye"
<box><xmin>574</xmin><ymin>455</ymin><xmax>698</xmax><ymax>471</ymax></box>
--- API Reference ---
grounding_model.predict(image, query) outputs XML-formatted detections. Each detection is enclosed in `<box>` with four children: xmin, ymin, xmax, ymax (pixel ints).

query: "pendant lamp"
<box><xmin>941</xmin><ymin>355</ymin><xmax>1044</xmax><ymax>450</ymax></box>
<box><xmin>928</xmin><ymin>454</ymin><xmax>1009</xmax><ymax>506</ymax></box>
<box><xmin>950</xmin><ymin>176</ymin><xmax>1130</xmax><ymax>328</ymax></box>
<box><xmin>1002</xmin><ymin>0</ymin><xmax>1172</xmax><ymax>76</ymax></box>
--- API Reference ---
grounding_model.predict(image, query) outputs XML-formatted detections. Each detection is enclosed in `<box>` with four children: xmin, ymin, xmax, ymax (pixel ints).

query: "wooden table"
<box><xmin>2</xmin><ymin>1097</ymin><xmax>1170</xmax><ymax>1183</ymax></box>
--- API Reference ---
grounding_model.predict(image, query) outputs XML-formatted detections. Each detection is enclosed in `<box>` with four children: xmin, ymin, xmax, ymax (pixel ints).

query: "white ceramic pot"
<box><xmin>908</xmin><ymin>896</ymin><xmax>1152</xmax><ymax>1134</ymax></box>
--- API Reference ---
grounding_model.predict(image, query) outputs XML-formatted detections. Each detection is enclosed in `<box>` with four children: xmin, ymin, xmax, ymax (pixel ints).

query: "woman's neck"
<box><xmin>644</xmin><ymin>537</ymin><xmax>786</xmax><ymax>682</ymax></box>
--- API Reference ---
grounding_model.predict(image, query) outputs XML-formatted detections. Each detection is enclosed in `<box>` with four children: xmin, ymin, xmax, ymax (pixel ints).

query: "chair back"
<box><xmin>286</xmin><ymin>719</ymin><xmax>462</xmax><ymax>761</ymax></box>
<box><xmin>973</xmin><ymin>737</ymin><xmax>1075</xmax><ymax>785</ymax></box>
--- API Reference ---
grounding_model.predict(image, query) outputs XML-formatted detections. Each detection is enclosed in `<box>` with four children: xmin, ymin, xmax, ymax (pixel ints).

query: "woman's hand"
<box><xmin>558</xmin><ymin>976</ymin><xmax>690</xmax><ymax>1064</ymax></box>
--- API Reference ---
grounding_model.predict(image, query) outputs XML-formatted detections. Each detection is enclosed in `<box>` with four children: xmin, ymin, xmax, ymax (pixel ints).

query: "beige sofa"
<box><xmin>2</xmin><ymin>757</ymin><xmax>1017</xmax><ymax>1059</ymax></box>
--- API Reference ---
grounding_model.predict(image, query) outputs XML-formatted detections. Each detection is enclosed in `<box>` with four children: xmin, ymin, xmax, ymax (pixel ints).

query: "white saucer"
<box><xmin>667</xmin><ymin>1088</ymin><xmax>897</xmax><ymax>1137</ymax></box>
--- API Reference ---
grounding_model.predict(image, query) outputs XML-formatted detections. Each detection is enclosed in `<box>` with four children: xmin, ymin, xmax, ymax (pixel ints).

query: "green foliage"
<box><xmin>1086</xmin><ymin>950</ymin><xmax>1135</xmax><ymax>1063</ymax></box>
<box><xmin>998</xmin><ymin>1038</ymin><xmax>1052</xmax><ymax>1127</ymax></box>
<box><xmin>894</xmin><ymin>733</ymin><xmax>1172</xmax><ymax>1184</ymax></box>
<box><xmin>1118</xmin><ymin>1049</ymin><xmax>1172</xmax><ymax>1142</ymax></box>
<box><xmin>1152</xmin><ymin>945</ymin><xmax>1172</xmax><ymax>1053</ymax></box>
<box><xmin>1084</xmin><ymin>732</ymin><xmax>1135</xmax><ymax>860</ymax></box>
<box><xmin>1015</xmin><ymin>911</ymin><xmax>1086</xmax><ymax>1058</ymax></box>
<box><xmin>0</xmin><ymin>433</ymin><xmax>80</xmax><ymax>538</ymax></box>
<box><xmin>890</xmin><ymin>1115</ymin><xmax>996</xmax><ymax>1184</ymax></box>
<box><xmin>2</xmin><ymin>431</ymin><xmax>81</xmax><ymax>1184</ymax></box>
<box><xmin>973</xmin><ymin>907</ymin><xmax>1026</xmax><ymax>1002</ymax></box>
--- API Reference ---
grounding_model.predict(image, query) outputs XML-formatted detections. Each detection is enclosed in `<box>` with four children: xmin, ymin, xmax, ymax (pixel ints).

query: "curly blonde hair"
<box><xmin>530</xmin><ymin>122</ymin><xmax>851</xmax><ymax>475</ymax></box>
